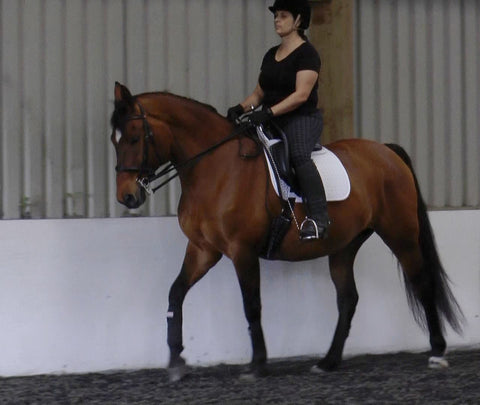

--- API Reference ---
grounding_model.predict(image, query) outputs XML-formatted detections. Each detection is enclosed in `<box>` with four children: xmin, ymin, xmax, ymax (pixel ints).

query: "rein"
<box><xmin>143</xmin><ymin>124</ymin><xmax>249</xmax><ymax>194</ymax></box>
<box><xmin>116</xmin><ymin>100</ymin><xmax>253</xmax><ymax>195</ymax></box>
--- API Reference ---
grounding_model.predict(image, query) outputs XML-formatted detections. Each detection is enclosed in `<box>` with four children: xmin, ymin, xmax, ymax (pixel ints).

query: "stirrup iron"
<box><xmin>300</xmin><ymin>217</ymin><xmax>329</xmax><ymax>240</ymax></box>
<box><xmin>300</xmin><ymin>217</ymin><xmax>319</xmax><ymax>240</ymax></box>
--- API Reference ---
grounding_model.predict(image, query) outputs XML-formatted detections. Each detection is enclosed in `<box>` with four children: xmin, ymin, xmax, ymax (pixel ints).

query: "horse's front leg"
<box><xmin>167</xmin><ymin>242</ymin><xmax>222</xmax><ymax>382</ymax></box>
<box><xmin>233</xmin><ymin>250</ymin><xmax>267</xmax><ymax>378</ymax></box>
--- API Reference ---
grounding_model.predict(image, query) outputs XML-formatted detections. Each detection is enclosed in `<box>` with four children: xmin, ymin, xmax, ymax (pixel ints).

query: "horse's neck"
<box><xmin>150</xmin><ymin>94</ymin><xmax>231</xmax><ymax>161</ymax></box>
<box><xmin>144</xmin><ymin>95</ymin><xmax>269</xmax><ymax>216</ymax></box>
<box><xmin>155</xmin><ymin>95</ymin><xmax>259</xmax><ymax>184</ymax></box>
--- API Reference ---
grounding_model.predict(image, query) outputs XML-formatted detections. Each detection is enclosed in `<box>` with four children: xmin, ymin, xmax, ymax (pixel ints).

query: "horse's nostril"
<box><xmin>123</xmin><ymin>193</ymin><xmax>137</xmax><ymax>208</ymax></box>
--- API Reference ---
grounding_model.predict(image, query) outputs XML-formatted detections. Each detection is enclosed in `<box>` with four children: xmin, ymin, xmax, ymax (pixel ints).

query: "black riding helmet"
<box><xmin>268</xmin><ymin>0</ymin><xmax>311</xmax><ymax>30</ymax></box>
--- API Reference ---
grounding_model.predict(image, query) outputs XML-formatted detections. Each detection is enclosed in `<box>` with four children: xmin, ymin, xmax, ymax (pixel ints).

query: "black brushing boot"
<box><xmin>295</xmin><ymin>160</ymin><xmax>330</xmax><ymax>240</ymax></box>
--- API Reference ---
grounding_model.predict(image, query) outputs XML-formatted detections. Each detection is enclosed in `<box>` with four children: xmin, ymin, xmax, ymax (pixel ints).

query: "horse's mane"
<box><xmin>151</xmin><ymin>91</ymin><xmax>220</xmax><ymax>115</ymax></box>
<box><xmin>110</xmin><ymin>91</ymin><xmax>222</xmax><ymax>130</ymax></box>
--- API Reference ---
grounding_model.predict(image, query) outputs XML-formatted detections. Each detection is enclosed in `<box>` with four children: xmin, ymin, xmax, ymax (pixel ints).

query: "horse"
<box><xmin>110</xmin><ymin>82</ymin><xmax>463</xmax><ymax>382</ymax></box>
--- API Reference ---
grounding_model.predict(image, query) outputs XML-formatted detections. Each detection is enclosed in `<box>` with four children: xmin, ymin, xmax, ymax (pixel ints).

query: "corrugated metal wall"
<box><xmin>356</xmin><ymin>0</ymin><xmax>480</xmax><ymax>208</ymax></box>
<box><xmin>2</xmin><ymin>1</ymin><xmax>479</xmax><ymax>219</ymax></box>
<box><xmin>0</xmin><ymin>0</ymin><xmax>277</xmax><ymax>219</ymax></box>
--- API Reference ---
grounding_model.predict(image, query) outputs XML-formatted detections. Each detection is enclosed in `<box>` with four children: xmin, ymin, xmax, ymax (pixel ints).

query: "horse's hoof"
<box><xmin>310</xmin><ymin>365</ymin><xmax>326</xmax><ymax>374</ymax></box>
<box><xmin>239</xmin><ymin>363</ymin><xmax>268</xmax><ymax>381</ymax></box>
<box><xmin>428</xmin><ymin>356</ymin><xmax>449</xmax><ymax>369</ymax></box>
<box><xmin>313</xmin><ymin>358</ymin><xmax>338</xmax><ymax>373</ymax></box>
<box><xmin>239</xmin><ymin>372</ymin><xmax>257</xmax><ymax>382</ymax></box>
<box><xmin>168</xmin><ymin>364</ymin><xmax>189</xmax><ymax>382</ymax></box>
<box><xmin>168</xmin><ymin>357</ymin><xmax>188</xmax><ymax>382</ymax></box>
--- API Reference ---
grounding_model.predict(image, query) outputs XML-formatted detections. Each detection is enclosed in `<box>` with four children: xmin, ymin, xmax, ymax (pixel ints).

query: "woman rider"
<box><xmin>227</xmin><ymin>0</ymin><xmax>330</xmax><ymax>240</ymax></box>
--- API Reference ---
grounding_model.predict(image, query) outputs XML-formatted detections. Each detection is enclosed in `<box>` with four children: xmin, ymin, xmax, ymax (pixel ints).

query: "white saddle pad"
<box><xmin>266</xmin><ymin>147</ymin><xmax>351</xmax><ymax>202</ymax></box>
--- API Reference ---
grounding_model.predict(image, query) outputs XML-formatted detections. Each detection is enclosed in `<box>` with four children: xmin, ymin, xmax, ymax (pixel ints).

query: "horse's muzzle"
<box><xmin>121</xmin><ymin>188</ymin><xmax>146</xmax><ymax>209</ymax></box>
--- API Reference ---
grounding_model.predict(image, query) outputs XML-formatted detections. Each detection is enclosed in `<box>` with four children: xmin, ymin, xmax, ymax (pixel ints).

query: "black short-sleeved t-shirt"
<box><xmin>259</xmin><ymin>41</ymin><xmax>321</xmax><ymax>115</ymax></box>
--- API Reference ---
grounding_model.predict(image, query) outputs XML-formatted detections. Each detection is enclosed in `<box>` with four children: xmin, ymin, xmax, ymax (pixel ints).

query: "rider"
<box><xmin>227</xmin><ymin>0</ymin><xmax>330</xmax><ymax>240</ymax></box>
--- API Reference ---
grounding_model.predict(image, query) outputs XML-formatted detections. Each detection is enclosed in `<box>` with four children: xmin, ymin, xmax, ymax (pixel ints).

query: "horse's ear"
<box><xmin>114</xmin><ymin>82</ymin><xmax>133</xmax><ymax>105</ymax></box>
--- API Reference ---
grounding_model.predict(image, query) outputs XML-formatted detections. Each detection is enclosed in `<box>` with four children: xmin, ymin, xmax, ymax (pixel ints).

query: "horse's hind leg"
<box><xmin>232</xmin><ymin>248</ymin><xmax>267</xmax><ymax>378</ymax></box>
<box><xmin>167</xmin><ymin>242</ymin><xmax>222</xmax><ymax>382</ymax></box>
<box><xmin>382</xmin><ymin>143</ymin><xmax>463</xmax><ymax>367</ymax></box>
<box><xmin>314</xmin><ymin>230</ymin><xmax>373</xmax><ymax>372</ymax></box>
<box><xmin>378</xmin><ymin>225</ymin><xmax>453</xmax><ymax>368</ymax></box>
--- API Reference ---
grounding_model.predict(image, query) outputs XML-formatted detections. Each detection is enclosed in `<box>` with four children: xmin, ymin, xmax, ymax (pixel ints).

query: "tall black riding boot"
<box><xmin>295</xmin><ymin>160</ymin><xmax>330</xmax><ymax>240</ymax></box>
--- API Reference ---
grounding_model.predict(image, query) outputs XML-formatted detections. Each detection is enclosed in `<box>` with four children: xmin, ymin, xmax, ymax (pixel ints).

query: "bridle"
<box><xmin>114</xmin><ymin>101</ymin><xmax>161</xmax><ymax>179</ymax></box>
<box><xmin>115</xmin><ymin>100</ymin><xmax>254</xmax><ymax>195</ymax></box>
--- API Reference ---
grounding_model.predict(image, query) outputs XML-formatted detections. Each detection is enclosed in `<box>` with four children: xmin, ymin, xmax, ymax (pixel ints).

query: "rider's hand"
<box><xmin>226</xmin><ymin>104</ymin><xmax>244</xmax><ymax>122</ymax></box>
<box><xmin>249</xmin><ymin>108</ymin><xmax>273</xmax><ymax>126</ymax></box>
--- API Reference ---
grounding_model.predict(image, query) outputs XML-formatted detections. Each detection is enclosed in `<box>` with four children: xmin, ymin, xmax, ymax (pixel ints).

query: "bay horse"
<box><xmin>110</xmin><ymin>82</ymin><xmax>463</xmax><ymax>382</ymax></box>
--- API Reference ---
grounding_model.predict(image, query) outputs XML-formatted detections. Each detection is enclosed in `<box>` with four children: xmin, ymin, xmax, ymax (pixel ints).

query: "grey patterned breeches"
<box><xmin>273</xmin><ymin>110</ymin><xmax>323</xmax><ymax>169</ymax></box>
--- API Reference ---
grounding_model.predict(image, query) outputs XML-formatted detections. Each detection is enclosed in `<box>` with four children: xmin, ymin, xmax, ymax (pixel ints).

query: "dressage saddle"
<box><xmin>263</xmin><ymin>121</ymin><xmax>322</xmax><ymax>195</ymax></box>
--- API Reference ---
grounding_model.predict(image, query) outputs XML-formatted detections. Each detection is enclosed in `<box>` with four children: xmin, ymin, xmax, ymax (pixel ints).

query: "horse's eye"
<box><xmin>130</xmin><ymin>136</ymin><xmax>140</xmax><ymax>145</ymax></box>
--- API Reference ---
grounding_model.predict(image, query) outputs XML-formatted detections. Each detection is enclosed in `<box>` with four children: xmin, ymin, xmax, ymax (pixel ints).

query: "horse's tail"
<box><xmin>385</xmin><ymin>143</ymin><xmax>464</xmax><ymax>334</ymax></box>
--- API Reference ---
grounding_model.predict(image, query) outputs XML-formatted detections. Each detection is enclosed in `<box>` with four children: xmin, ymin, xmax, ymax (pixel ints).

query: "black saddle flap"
<box><xmin>265</xmin><ymin>122</ymin><xmax>295</xmax><ymax>185</ymax></box>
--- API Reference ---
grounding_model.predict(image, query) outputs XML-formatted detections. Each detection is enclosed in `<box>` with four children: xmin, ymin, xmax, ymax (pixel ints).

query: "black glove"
<box><xmin>226</xmin><ymin>104</ymin><xmax>244</xmax><ymax>122</ymax></box>
<box><xmin>249</xmin><ymin>108</ymin><xmax>273</xmax><ymax>126</ymax></box>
